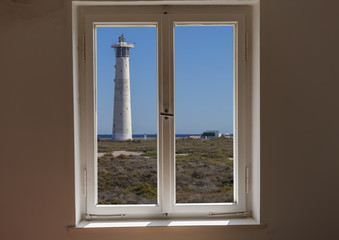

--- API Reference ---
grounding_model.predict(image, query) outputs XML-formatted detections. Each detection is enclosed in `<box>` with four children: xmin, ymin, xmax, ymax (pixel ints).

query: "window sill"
<box><xmin>68</xmin><ymin>217</ymin><xmax>264</xmax><ymax>231</ymax></box>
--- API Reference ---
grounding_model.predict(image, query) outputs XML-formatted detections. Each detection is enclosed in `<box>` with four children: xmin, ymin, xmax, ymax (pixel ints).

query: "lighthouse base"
<box><xmin>112</xmin><ymin>133</ymin><xmax>132</xmax><ymax>141</ymax></box>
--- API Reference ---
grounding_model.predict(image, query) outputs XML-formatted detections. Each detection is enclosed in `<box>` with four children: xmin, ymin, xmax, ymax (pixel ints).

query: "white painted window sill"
<box><xmin>68</xmin><ymin>218</ymin><xmax>264</xmax><ymax>231</ymax></box>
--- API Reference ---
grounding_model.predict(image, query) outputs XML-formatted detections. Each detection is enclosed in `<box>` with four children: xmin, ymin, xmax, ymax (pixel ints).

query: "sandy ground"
<box><xmin>98</xmin><ymin>150</ymin><xmax>143</xmax><ymax>158</ymax></box>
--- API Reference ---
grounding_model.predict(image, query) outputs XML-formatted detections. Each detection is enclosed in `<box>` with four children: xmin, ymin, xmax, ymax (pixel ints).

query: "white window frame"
<box><xmin>72</xmin><ymin>1</ymin><xmax>260</xmax><ymax>224</ymax></box>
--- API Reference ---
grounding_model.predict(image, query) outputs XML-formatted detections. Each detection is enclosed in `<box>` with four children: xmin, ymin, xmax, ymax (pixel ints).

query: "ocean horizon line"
<box><xmin>98</xmin><ymin>133</ymin><xmax>233</xmax><ymax>139</ymax></box>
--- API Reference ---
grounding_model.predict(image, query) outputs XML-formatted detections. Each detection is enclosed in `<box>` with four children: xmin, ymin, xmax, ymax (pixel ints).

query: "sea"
<box><xmin>98</xmin><ymin>134</ymin><xmax>233</xmax><ymax>138</ymax></box>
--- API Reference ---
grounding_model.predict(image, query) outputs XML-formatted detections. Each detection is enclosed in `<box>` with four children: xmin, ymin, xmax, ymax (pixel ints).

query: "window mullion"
<box><xmin>159</xmin><ymin>13</ymin><xmax>175</xmax><ymax>215</ymax></box>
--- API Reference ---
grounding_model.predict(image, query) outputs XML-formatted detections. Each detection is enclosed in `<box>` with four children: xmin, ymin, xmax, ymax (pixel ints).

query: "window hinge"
<box><xmin>82</xmin><ymin>33</ymin><xmax>86</xmax><ymax>63</ymax></box>
<box><xmin>245</xmin><ymin>166</ymin><xmax>249</xmax><ymax>194</ymax></box>
<box><xmin>245</xmin><ymin>32</ymin><xmax>249</xmax><ymax>62</ymax></box>
<box><xmin>83</xmin><ymin>169</ymin><xmax>87</xmax><ymax>198</ymax></box>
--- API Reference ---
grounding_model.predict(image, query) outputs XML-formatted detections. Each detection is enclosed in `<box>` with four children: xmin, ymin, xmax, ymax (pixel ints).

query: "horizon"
<box><xmin>97</xmin><ymin>130</ymin><xmax>233</xmax><ymax>135</ymax></box>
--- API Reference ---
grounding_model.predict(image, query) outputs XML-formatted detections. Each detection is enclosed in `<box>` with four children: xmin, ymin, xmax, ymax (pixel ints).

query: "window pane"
<box><xmin>175</xmin><ymin>26</ymin><xmax>234</xmax><ymax>203</ymax></box>
<box><xmin>96</xmin><ymin>26</ymin><xmax>157</xmax><ymax>204</ymax></box>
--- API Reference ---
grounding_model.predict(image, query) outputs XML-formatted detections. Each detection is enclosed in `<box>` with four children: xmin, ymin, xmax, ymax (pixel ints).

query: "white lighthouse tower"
<box><xmin>111</xmin><ymin>34</ymin><xmax>134</xmax><ymax>141</ymax></box>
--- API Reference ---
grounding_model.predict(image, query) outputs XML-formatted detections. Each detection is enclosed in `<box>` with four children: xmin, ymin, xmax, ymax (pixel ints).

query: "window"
<box><xmin>73</xmin><ymin>1</ymin><xmax>260</xmax><ymax>225</ymax></box>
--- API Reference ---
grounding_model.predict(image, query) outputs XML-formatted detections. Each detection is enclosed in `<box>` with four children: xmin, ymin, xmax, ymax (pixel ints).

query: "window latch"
<box><xmin>160</xmin><ymin>110</ymin><xmax>173</xmax><ymax>119</ymax></box>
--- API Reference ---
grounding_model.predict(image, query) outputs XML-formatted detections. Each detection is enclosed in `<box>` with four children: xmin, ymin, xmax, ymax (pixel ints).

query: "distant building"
<box><xmin>221</xmin><ymin>133</ymin><xmax>232</xmax><ymax>138</ymax></box>
<box><xmin>201</xmin><ymin>130</ymin><xmax>219</xmax><ymax>139</ymax></box>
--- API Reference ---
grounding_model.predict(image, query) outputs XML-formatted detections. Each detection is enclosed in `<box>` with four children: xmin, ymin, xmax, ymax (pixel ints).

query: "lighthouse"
<box><xmin>111</xmin><ymin>34</ymin><xmax>134</xmax><ymax>141</ymax></box>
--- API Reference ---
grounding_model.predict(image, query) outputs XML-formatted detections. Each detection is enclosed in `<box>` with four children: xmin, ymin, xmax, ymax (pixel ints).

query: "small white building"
<box><xmin>221</xmin><ymin>133</ymin><xmax>232</xmax><ymax>138</ymax></box>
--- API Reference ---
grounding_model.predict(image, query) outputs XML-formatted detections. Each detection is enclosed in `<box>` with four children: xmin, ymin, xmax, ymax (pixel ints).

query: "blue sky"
<box><xmin>96</xmin><ymin>26</ymin><xmax>233</xmax><ymax>134</ymax></box>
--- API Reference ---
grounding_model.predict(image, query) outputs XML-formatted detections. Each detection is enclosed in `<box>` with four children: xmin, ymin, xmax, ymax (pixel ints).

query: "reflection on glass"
<box><xmin>96</xmin><ymin>26</ymin><xmax>157</xmax><ymax>204</ymax></box>
<box><xmin>175</xmin><ymin>26</ymin><xmax>234</xmax><ymax>203</ymax></box>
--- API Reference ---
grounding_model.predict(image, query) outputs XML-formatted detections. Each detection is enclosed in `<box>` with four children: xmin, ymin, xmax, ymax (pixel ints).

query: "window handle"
<box><xmin>160</xmin><ymin>111</ymin><xmax>173</xmax><ymax>119</ymax></box>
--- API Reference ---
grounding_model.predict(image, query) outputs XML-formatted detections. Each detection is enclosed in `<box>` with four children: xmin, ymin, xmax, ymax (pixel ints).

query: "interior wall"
<box><xmin>1</xmin><ymin>0</ymin><xmax>338</xmax><ymax>240</ymax></box>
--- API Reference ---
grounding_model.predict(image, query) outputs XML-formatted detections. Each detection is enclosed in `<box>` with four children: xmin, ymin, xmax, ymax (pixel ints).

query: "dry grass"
<box><xmin>97</xmin><ymin>137</ymin><xmax>233</xmax><ymax>204</ymax></box>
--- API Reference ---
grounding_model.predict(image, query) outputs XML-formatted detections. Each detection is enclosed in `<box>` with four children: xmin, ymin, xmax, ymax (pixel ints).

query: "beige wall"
<box><xmin>1</xmin><ymin>0</ymin><xmax>339</xmax><ymax>239</ymax></box>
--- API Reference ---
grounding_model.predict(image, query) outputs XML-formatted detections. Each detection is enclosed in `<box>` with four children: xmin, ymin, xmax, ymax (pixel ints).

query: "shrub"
<box><xmin>117</xmin><ymin>154</ymin><xmax>129</xmax><ymax>159</ymax></box>
<box><xmin>97</xmin><ymin>137</ymin><xmax>233</xmax><ymax>204</ymax></box>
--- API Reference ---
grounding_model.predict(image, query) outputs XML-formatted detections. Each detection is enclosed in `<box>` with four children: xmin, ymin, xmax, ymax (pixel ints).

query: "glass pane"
<box><xmin>96</xmin><ymin>26</ymin><xmax>157</xmax><ymax>204</ymax></box>
<box><xmin>175</xmin><ymin>26</ymin><xmax>234</xmax><ymax>203</ymax></box>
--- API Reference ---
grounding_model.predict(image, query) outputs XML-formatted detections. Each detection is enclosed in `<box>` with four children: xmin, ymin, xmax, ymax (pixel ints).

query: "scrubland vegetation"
<box><xmin>97</xmin><ymin>137</ymin><xmax>233</xmax><ymax>204</ymax></box>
